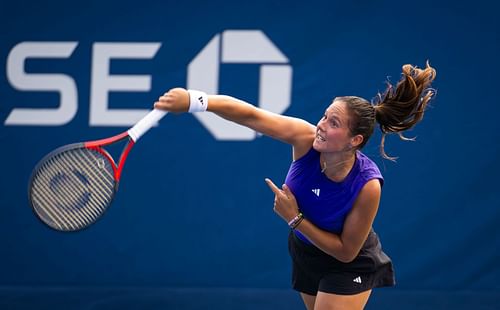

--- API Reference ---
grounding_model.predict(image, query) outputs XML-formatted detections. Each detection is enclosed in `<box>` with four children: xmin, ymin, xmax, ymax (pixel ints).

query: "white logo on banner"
<box><xmin>4</xmin><ymin>42</ymin><xmax>161</xmax><ymax>127</ymax></box>
<box><xmin>5</xmin><ymin>42</ymin><xmax>79</xmax><ymax>126</ymax></box>
<box><xmin>188</xmin><ymin>30</ymin><xmax>292</xmax><ymax>140</ymax></box>
<box><xmin>3</xmin><ymin>30</ymin><xmax>292</xmax><ymax>141</ymax></box>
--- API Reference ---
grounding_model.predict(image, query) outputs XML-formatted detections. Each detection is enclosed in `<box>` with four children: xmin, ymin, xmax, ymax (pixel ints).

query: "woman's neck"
<box><xmin>320</xmin><ymin>151</ymin><xmax>356</xmax><ymax>182</ymax></box>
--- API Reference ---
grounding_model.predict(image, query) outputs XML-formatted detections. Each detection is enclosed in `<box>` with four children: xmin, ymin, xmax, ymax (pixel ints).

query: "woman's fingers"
<box><xmin>264</xmin><ymin>178</ymin><xmax>282</xmax><ymax>195</ymax></box>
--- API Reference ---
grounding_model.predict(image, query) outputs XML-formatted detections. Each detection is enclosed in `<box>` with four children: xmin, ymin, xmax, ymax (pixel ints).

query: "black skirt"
<box><xmin>288</xmin><ymin>229</ymin><xmax>396</xmax><ymax>295</ymax></box>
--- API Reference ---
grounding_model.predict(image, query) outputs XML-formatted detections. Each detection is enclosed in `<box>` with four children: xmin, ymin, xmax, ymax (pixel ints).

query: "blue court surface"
<box><xmin>1</xmin><ymin>287</ymin><xmax>499</xmax><ymax>309</ymax></box>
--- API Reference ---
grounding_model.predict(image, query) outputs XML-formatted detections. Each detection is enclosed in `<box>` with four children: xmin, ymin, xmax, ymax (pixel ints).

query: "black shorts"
<box><xmin>288</xmin><ymin>230</ymin><xmax>396</xmax><ymax>295</ymax></box>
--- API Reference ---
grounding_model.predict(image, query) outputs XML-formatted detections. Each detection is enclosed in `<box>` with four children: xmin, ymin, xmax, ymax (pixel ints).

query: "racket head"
<box><xmin>28</xmin><ymin>143</ymin><xmax>118</xmax><ymax>232</ymax></box>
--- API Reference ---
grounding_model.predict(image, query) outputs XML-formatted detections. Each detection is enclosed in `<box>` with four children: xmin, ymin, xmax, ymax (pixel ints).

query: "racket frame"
<box><xmin>84</xmin><ymin>131</ymin><xmax>135</xmax><ymax>184</ymax></box>
<box><xmin>28</xmin><ymin>108</ymin><xmax>168</xmax><ymax>231</ymax></box>
<box><xmin>27</xmin><ymin>132</ymin><xmax>135</xmax><ymax>231</ymax></box>
<box><xmin>27</xmin><ymin>142</ymin><xmax>118</xmax><ymax>231</ymax></box>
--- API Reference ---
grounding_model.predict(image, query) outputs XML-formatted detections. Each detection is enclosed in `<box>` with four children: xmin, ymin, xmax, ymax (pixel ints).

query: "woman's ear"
<box><xmin>351</xmin><ymin>134</ymin><xmax>364</xmax><ymax>148</ymax></box>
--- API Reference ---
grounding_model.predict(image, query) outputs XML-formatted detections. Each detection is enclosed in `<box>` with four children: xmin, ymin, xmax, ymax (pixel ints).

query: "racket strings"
<box><xmin>35</xmin><ymin>153</ymin><xmax>100</xmax><ymax>224</ymax></box>
<box><xmin>32</xmin><ymin>153</ymin><xmax>99</xmax><ymax>229</ymax></box>
<box><xmin>33</xmin><ymin>166</ymin><xmax>96</xmax><ymax>228</ymax></box>
<box><xmin>33</xmin><ymin>149</ymin><xmax>113</xmax><ymax>229</ymax></box>
<box><xmin>64</xmin><ymin>151</ymin><xmax>114</xmax><ymax>205</ymax></box>
<box><xmin>30</xmin><ymin>147</ymin><xmax>115</xmax><ymax>231</ymax></box>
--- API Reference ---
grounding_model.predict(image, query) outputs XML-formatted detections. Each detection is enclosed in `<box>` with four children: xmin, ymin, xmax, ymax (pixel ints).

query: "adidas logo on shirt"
<box><xmin>353</xmin><ymin>276</ymin><xmax>362</xmax><ymax>284</ymax></box>
<box><xmin>311</xmin><ymin>188</ymin><xmax>320</xmax><ymax>196</ymax></box>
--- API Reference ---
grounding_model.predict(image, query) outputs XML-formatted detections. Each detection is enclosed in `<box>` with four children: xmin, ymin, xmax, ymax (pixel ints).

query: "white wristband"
<box><xmin>187</xmin><ymin>89</ymin><xmax>208</xmax><ymax>112</ymax></box>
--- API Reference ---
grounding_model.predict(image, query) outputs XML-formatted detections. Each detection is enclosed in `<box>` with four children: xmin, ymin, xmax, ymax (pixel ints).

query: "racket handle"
<box><xmin>128</xmin><ymin>109</ymin><xmax>168</xmax><ymax>142</ymax></box>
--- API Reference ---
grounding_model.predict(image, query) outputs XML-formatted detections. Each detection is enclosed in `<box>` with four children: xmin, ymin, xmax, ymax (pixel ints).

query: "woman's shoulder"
<box><xmin>291</xmin><ymin>127</ymin><xmax>316</xmax><ymax>161</ymax></box>
<box><xmin>356</xmin><ymin>151</ymin><xmax>384</xmax><ymax>186</ymax></box>
<box><xmin>293</xmin><ymin>146</ymin><xmax>318</xmax><ymax>164</ymax></box>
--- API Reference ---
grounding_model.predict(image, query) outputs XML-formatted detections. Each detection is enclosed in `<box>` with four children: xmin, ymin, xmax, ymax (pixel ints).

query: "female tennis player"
<box><xmin>155</xmin><ymin>62</ymin><xmax>436</xmax><ymax>309</ymax></box>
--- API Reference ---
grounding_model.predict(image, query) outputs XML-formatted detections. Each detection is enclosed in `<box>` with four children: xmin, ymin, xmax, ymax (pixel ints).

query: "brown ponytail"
<box><xmin>374</xmin><ymin>62</ymin><xmax>436</xmax><ymax>160</ymax></box>
<box><xmin>339</xmin><ymin>62</ymin><xmax>436</xmax><ymax>161</ymax></box>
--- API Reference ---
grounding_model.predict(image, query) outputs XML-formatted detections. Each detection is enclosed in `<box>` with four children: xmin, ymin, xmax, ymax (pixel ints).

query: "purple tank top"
<box><xmin>285</xmin><ymin>148</ymin><xmax>383</xmax><ymax>244</ymax></box>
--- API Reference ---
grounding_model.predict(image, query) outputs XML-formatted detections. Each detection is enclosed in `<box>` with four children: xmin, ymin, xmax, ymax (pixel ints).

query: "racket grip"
<box><xmin>128</xmin><ymin>109</ymin><xmax>168</xmax><ymax>142</ymax></box>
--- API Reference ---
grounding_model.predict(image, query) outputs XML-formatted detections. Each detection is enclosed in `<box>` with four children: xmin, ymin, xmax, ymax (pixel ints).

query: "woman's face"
<box><xmin>313</xmin><ymin>100</ymin><xmax>354</xmax><ymax>153</ymax></box>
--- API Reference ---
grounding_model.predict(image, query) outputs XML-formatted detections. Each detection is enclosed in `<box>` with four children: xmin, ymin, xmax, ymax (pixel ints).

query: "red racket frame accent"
<box><xmin>84</xmin><ymin>132</ymin><xmax>135</xmax><ymax>182</ymax></box>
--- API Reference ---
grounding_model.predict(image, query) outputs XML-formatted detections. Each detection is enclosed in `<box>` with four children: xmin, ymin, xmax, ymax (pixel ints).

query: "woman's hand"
<box><xmin>154</xmin><ymin>88</ymin><xmax>190</xmax><ymax>113</ymax></box>
<box><xmin>264</xmin><ymin>178</ymin><xmax>300</xmax><ymax>223</ymax></box>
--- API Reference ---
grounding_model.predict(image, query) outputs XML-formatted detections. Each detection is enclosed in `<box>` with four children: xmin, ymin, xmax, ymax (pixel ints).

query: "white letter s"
<box><xmin>5</xmin><ymin>42</ymin><xmax>78</xmax><ymax>126</ymax></box>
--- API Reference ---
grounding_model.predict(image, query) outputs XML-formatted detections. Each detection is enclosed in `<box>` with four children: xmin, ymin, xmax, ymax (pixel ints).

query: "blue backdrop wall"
<box><xmin>1</xmin><ymin>0</ymin><xmax>499</xmax><ymax>308</ymax></box>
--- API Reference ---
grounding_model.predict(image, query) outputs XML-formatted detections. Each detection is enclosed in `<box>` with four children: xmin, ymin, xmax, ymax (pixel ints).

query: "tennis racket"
<box><xmin>28</xmin><ymin>109</ymin><xmax>168</xmax><ymax>232</ymax></box>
